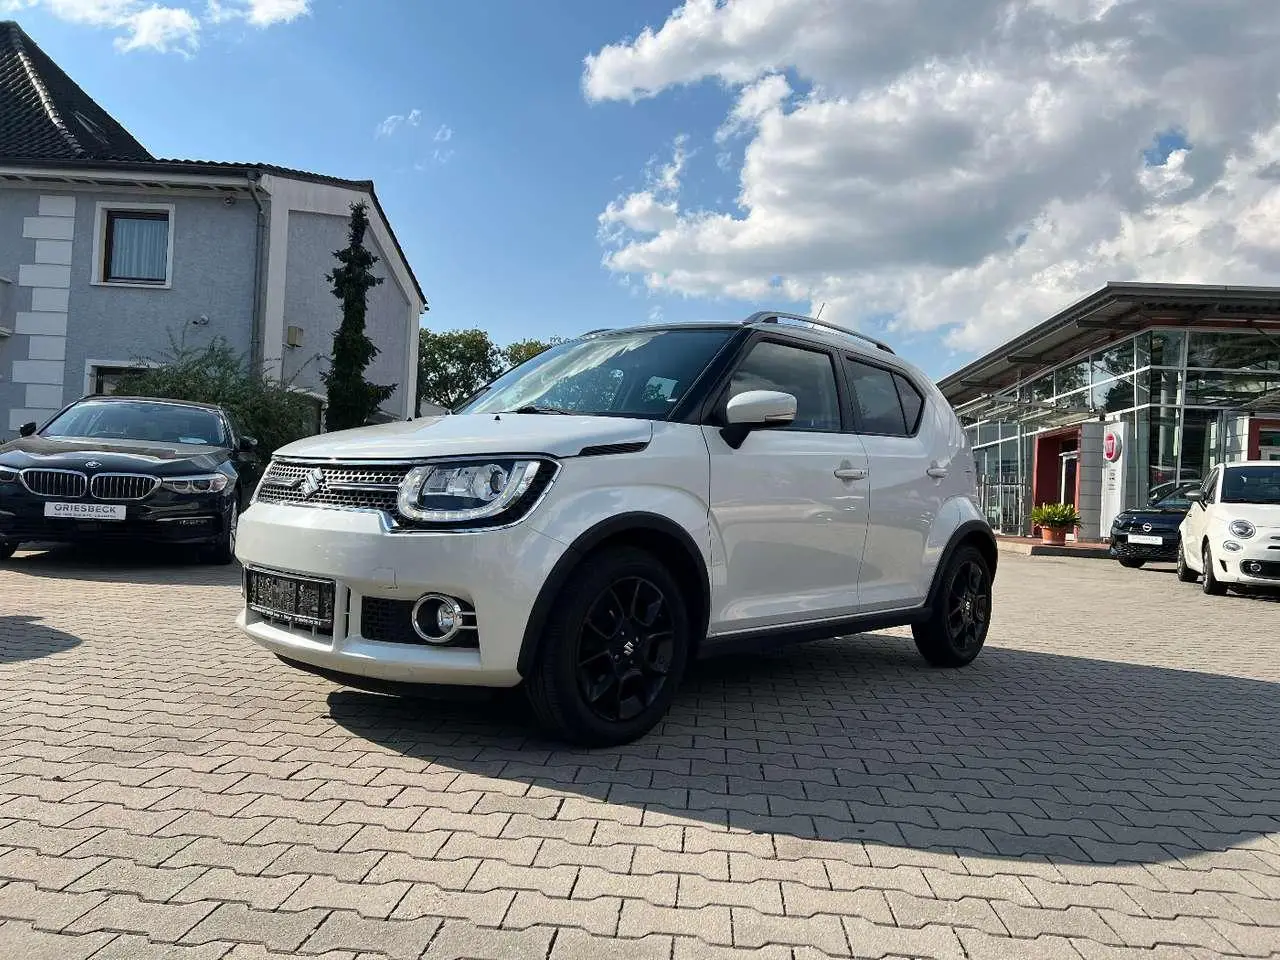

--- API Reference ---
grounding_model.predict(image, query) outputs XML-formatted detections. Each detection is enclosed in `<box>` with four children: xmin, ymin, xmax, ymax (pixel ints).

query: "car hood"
<box><xmin>1115</xmin><ymin>507</ymin><xmax>1187</xmax><ymax>525</ymax></box>
<box><xmin>1215</xmin><ymin>503</ymin><xmax>1280</xmax><ymax>529</ymax></box>
<box><xmin>274</xmin><ymin>413</ymin><xmax>656</xmax><ymax>461</ymax></box>
<box><xmin>0</xmin><ymin>435</ymin><xmax>230</xmax><ymax>474</ymax></box>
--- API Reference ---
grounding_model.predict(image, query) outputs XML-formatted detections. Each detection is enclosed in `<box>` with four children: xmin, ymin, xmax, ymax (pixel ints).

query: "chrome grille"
<box><xmin>90</xmin><ymin>473</ymin><xmax>159</xmax><ymax>501</ymax></box>
<box><xmin>254</xmin><ymin>460</ymin><xmax>409</xmax><ymax>512</ymax></box>
<box><xmin>20</xmin><ymin>469</ymin><xmax>87</xmax><ymax>498</ymax></box>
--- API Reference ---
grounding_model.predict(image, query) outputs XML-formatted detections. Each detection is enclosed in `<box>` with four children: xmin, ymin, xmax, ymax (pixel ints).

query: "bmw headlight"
<box><xmin>162</xmin><ymin>474</ymin><xmax>230</xmax><ymax>494</ymax></box>
<box><xmin>1227</xmin><ymin>519</ymin><xmax>1256</xmax><ymax>539</ymax></box>
<box><xmin>396</xmin><ymin>458</ymin><xmax>552</xmax><ymax>524</ymax></box>
<box><xmin>0</xmin><ymin>465</ymin><xmax>18</xmax><ymax>484</ymax></box>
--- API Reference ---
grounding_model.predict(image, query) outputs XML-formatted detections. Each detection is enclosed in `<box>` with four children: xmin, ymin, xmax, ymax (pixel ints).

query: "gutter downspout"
<box><xmin>247</xmin><ymin>170</ymin><xmax>268</xmax><ymax>375</ymax></box>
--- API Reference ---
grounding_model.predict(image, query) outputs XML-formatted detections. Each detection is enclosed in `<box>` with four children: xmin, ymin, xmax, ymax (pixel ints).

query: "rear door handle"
<box><xmin>834</xmin><ymin>467</ymin><xmax>868</xmax><ymax>481</ymax></box>
<box><xmin>926</xmin><ymin>465</ymin><xmax>949</xmax><ymax>479</ymax></box>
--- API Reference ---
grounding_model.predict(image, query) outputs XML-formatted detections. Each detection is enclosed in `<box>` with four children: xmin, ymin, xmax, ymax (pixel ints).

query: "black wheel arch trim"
<box><xmin>516</xmin><ymin>512</ymin><xmax>710</xmax><ymax>679</ymax></box>
<box><xmin>923</xmin><ymin>520</ymin><xmax>998</xmax><ymax>614</ymax></box>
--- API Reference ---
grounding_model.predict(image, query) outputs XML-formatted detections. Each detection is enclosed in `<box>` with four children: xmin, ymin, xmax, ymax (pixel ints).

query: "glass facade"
<box><xmin>957</xmin><ymin>327</ymin><xmax>1280</xmax><ymax>535</ymax></box>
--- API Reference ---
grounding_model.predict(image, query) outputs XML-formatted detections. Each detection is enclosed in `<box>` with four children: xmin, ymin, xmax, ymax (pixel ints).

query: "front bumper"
<box><xmin>1109</xmin><ymin>531</ymin><xmax>1180</xmax><ymax>562</ymax></box>
<box><xmin>234</xmin><ymin>501</ymin><xmax>571</xmax><ymax>688</ymax></box>
<box><xmin>0</xmin><ymin>488</ymin><xmax>232</xmax><ymax>545</ymax></box>
<box><xmin>1208</xmin><ymin>540</ymin><xmax>1280</xmax><ymax>586</ymax></box>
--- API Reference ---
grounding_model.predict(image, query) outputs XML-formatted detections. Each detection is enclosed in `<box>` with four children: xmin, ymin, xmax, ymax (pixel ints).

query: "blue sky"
<box><xmin>16</xmin><ymin>2</ymin><xmax>824</xmax><ymax>364</ymax></box>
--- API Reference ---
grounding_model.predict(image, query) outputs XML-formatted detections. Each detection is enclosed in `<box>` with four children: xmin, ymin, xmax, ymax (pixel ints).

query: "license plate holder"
<box><xmin>246</xmin><ymin>568</ymin><xmax>336</xmax><ymax>633</ymax></box>
<box><xmin>1127</xmin><ymin>534</ymin><xmax>1164</xmax><ymax>545</ymax></box>
<box><xmin>44</xmin><ymin>502</ymin><xmax>126</xmax><ymax>521</ymax></box>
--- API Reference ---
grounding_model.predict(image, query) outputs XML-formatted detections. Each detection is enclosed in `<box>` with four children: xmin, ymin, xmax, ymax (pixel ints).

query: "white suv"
<box><xmin>1177</xmin><ymin>461</ymin><xmax>1280</xmax><ymax>594</ymax></box>
<box><xmin>235</xmin><ymin>312</ymin><xmax>996</xmax><ymax>745</ymax></box>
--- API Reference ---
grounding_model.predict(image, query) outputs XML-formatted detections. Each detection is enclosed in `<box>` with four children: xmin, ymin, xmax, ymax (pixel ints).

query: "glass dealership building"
<box><xmin>938</xmin><ymin>283</ymin><xmax>1280</xmax><ymax>540</ymax></box>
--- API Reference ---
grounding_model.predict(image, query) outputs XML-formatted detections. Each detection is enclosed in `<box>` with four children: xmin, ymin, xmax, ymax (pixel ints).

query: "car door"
<box><xmin>702</xmin><ymin>336</ymin><xmax>871</xmax><ymax>634</ymax></box>
<box><xmin>1184</xmin><ymin>467</ymin><xmax>1218</xmax><ymax>564</ymax></box>
<box><xmin>842</xmin><ymin>356</ymin><xmax>940</xmax><ymax>611</ymax></box>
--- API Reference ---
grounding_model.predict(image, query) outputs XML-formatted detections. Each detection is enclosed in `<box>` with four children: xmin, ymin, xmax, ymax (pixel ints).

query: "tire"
<box><xmin>913</xmin><ymin>545</ymin><xmax>992</xmax><ymax>668</ymax></box>
<box><xmin>0</xmin><ymin>541</ymin><xmax>16</xmax><ymax>561</ymax></box>
<box><xmin>1117</xmin><ymin>558</ymin><xmax>1145</xmax><ymax>569</ymax></box>
<box><xmin>1201</xmin><ymin>541</ymin><xmax>1227</xmax><ymax>596</ymax></box>
<box><xmin>1176</xmin><ymin>540</ymin><xmax>1197</xmax><ymax>583</ymax></box>
<box><xmin>200</xmin><ymin>498</ymin><xmax>238</xmax><ymax>565</ymax></box>
<box><xmin>525</xmin><ymin>545</ymin><xmax>692</xmax><ymax>747</ymax></box>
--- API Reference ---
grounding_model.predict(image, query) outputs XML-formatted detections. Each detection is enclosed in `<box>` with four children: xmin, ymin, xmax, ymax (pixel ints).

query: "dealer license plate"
<box><xmin>245</xmin><ymin>568</ymin><xmax>335</xmax><ymax>633</ymax></box>
<box><xmin>1127</xmin><ymin>534</ymin><xmax>1163</xmax><ymax>545</ymax></box>
<box><xmin>44</xmin><ymin>502</ymin><xmax>126</xmax><ymax>521</ymax></box>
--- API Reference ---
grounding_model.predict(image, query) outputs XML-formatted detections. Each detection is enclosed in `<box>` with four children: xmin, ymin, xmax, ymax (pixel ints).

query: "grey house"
<box><xmin>0</xmin><ymin>21</ymin><xmax>426</xmax><ymax>436</ymax></box>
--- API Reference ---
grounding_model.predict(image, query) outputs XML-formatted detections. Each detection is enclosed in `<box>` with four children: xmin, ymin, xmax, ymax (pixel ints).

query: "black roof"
<box><xmin>0</xmin><ymin>21</ymin><xmax>152</xmax><ymax>161</ymax></box>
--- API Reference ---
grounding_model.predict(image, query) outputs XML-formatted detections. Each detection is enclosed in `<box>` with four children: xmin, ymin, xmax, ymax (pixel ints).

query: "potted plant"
<box><xmin>1030</xmin><ymin>502</ymin><xmax>1081</xmax><ymax>545</ymax></box>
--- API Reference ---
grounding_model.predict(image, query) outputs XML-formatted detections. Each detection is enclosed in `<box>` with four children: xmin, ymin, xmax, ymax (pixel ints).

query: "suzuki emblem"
<box><xmin>298</xmin><ymin>468</ymin><xmax>323</xmax><ymax>498</ymax></box>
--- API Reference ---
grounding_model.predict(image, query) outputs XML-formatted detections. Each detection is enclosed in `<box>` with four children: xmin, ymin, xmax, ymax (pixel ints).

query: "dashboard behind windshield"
<box><xmin>458</xmin><ymin>328</ymin><xmax>735</xmax><ymax>418</ymax></box>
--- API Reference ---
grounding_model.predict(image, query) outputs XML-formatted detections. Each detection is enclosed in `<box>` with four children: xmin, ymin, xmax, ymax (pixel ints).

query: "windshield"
<box><xmin>458</xmin><ymin>328</ymin><xmax>735</xmax><ymax>418</ymax></box>
<box><xmin>1221</xmin><ymin>465</ymin><xmax>1280</xmax><ymax>505</ymax></box>
<box><xmin>41</xmin><ymin>400</ymin><xmax>228</xmax><ymax>447</ymax></box>
<box><xmin>1152</xmin><ymin>483</ymin><xmax>1200</xmax><ymax>510</ymax></box>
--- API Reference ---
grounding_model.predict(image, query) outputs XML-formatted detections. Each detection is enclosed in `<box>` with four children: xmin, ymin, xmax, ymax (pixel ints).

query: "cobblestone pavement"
<box><xmin>1</xmin><ymin>546</ymin><xmax>1277</xmax><ymax>959</ymax></box>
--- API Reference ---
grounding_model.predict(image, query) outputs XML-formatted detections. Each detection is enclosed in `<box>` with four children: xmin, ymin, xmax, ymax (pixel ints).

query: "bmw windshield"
<box><xmin>457</xmin><ymin>328</ymin><xmax>734</xmax><ymax>419</ymax></box>
<box><xmin>40</xmin><ymin>401</ymin><xmax>228</xmax><ymax>447</ymax></box>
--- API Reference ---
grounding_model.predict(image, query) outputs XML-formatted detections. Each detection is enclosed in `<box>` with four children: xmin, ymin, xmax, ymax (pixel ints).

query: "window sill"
<box><xmin>92</xmin><ymin>279</ymin><xmax>172</xmax><ymax>290</ymax></box>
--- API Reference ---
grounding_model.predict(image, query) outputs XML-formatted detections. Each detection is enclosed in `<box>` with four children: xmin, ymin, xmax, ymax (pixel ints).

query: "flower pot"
<box><xmin>1039</xmin><ymin>526</ymin><xmax>1068</xmax><ymax>545</ymax></box>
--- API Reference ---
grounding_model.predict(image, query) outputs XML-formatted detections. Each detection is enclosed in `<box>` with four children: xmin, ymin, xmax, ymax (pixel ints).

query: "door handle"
<box><xmin>926</xmin><ymin>464</ymin><xmax>949</xmax><ymax>479</ymax></box>
<box><xmin>834</xmin><ymin>467</ymin><xmax>868</xmax><ymax>481</ymax></box>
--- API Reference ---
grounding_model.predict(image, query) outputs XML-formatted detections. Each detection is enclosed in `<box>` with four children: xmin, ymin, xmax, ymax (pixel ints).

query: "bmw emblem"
<box><xmin>85</xmin><ymin>460</ymin><xmax>102</xmax><ymax>469</ymax></box>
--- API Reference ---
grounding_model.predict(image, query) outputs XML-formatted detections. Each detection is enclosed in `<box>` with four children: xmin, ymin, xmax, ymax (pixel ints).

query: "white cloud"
<box><xmin>598</xmin><ymin>135</ymin><xmax>688</xmax><ymax>243</ymax></box>
<box><xmin>7</xmin><ymin>0</ymin><xmax>307</xmax><ymax>53</ymax></box>
<box><xmin>433</xmin><ymin>124</ymin><xmax>452</xmax><ymax>143</ymax></box>
<box><xmin>375</xmin><ymin>109</ymin><xmax>422</xmax><ymax>139</ymax></box>
<box><xmin>586</xmin><ymin>0</ymin><xmax>1280</xmax><ymax>357</ymax></box>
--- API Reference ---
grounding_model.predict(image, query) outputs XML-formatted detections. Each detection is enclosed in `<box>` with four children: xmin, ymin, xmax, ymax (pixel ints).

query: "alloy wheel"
<box><xmin>574</xmin><ymin>576</ymin><xmax>674</xmax><ymax>723</ymax></box>
<box><xmin>946</xmin><ymin>559</ymin><xmax>990</xmax><ymax>652</ymax></box>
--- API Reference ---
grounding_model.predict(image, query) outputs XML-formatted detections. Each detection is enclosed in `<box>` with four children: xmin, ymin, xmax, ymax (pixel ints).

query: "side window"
<box><xmin>1201</xmin><ymin>469</ymin><xmax>1218</xmax><ymax>504</ymax></box>
<box><xmin>846</xmin><ymin>359</ymin><xmax>921</xmax><ymax>436</ymax></box>
<box><xmin>727</xmin><ymin>340</ymin><xmax>841</xmax><ymax>432</ymax></box>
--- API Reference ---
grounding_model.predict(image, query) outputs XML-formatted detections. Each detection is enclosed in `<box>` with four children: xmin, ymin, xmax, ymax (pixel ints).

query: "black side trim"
<box><xmin>923</xmin><ymin>520</ymin><xmax>998</xmax><ymax>613</ymax></box>
<box><xmin>515</xmin><ymin>512</ymin><xmax>710</xmax><ymax>678</ymax></box>
<box><xmin>698</xmin><ymin>608</ymin><xmax>927</xmax><ymax>659</ymax></box>
<box><xmin>576</xmin><ymin>441</ymin><xmax>650</xmax><ymax>458</ymax></box>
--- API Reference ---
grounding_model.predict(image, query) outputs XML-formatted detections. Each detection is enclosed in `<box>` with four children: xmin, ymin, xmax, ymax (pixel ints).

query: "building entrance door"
<box><xmin>1060</xmin><ymin>451</ymin><xmax>1079</xmax><ymax>505</ymax></box>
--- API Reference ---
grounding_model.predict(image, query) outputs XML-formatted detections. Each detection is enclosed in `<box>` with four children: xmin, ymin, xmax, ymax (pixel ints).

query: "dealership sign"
<box><xmin>1103</xmin><ymin>428</ymin><xmax>1123</xmax><ymax>463</ymax></box>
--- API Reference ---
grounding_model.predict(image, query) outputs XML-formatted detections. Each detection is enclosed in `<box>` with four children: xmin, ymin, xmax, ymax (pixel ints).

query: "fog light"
<box><xmin>1245</xmin><ymin>560</ymin><xmax>1263</xmax><ymax>575</ymax></box>
<box><xmin>410</xmin><ymin>593</ymin><xmax>464</xmax><ymax>644</ymax></box>
<box><xmin>1222</xmin><ymin>541</ymin><xmax>1242</xmax><ymax>552</ymax></box>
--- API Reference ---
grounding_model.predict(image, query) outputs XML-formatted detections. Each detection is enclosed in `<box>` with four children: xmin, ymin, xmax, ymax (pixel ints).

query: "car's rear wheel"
<box><xmin>1176</xmin><ymin>540</ymin><xmax>1197</xmax><ymax>582</ymax></box>
<box><xmin>200</xmin><ymin>499</ymin><xmax>238</xmax><ymax>565</ymax></box>
<box><xmin>1201</xmin><ymin>542</ymin><xmax>1227</xmax><ymax>596</ymax></box>
<box><xmin>0</xmin><ymin>541</ymin><xmax>16</xmax><ymax>561</ymax></box>
<box><xmin>1118</xmin><ymin>558</ymin><xmax>1145</xmax><ymax>569</ymax></box>
<box><xmin>913</xmin><ymin>545</ymin><xmax>991</xmax><ymax>668</ymax></box>
<box><xmin>526</xmin><ymin>546</ymin><xmax>691</xmax><ymax>747</ymax></box>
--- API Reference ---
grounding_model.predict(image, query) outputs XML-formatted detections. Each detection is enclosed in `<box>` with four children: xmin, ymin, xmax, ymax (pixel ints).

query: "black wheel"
<box><xmin>0</xmin><ymin>541</ymin><xmax>16</xmax><ymax>561</ymax></box>
<box><xmin>526</xmin><ymin>546</ymin><xmax>691</xmax><ymax>747</ymax></box>
<box><xmin>1176</xmin><ymin>540</ymin><xmax>1197</xmax><ymax>583</ymax></box>
<box><xmin>1201</xmin><ymin>542</ymin><xmax>1227</xmax><ymax>596</ymax></box>
<box><xmin>913</xmin><ymin>546</ymin><xmax>991</xmax><ymax>668</ymax></box>
<box><xmin>1118</xmin><ymin>558</ymin><xmax>1145</xmax><ymax>569</ymax></box>
<box><xmin>200</xmin><ymin>498</ymin><xmax>238</xmax><ymax>565</ymax></box>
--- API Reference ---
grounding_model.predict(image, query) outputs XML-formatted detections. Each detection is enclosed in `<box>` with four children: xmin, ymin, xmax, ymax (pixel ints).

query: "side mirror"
<box><xmin>721</xmin><ymin>390</ymin><xmax>797</xmax><ymax>449</ymax></box>
<box><xmin>239</xmin><ymin>435</ymin><xmax>259</xmax><ymax>452</ymax></box>
<box><xmin>18</xmin><ymin>421</ymin><xmax>37</xmax><ymax>438</ymax></box>
<box><xmin>1184</xmin><ymin>490</ymin><xmax>1203</xmax><ymax>503</ymax></box>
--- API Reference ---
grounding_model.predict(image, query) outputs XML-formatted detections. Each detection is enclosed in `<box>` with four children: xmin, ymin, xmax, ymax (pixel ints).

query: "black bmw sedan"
<box><xmin>1108</xmin><ymin>482</ymin><xmax>1200</xmax><ymax>568</ymax></box>
<box><xmin>0</xmin><ymin>396</ymin><xmax>260</xmax><ymax>563</ymax></box>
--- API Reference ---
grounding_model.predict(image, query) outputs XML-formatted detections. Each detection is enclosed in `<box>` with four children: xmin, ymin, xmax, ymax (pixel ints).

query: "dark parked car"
<box><xmin>1108</xmin><ymin>482</ymin><xmax>1200</xmax><ymax>568</ymax></box>
<box><xmin>0</xmin><ymin>396</ymin><xmax>260</xmax><ymax>563</ymax></box>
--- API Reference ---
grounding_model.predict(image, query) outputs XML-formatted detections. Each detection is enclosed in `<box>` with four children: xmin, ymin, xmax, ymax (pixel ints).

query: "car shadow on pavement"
<box><xmin>0</xmin><ymin>615</ymin><xmax>83</xmax><ymax>663</ymax></box>
<box><xmin>326</xmin><ymin>633</ymin><xmax>1280</xmax><ymax>868</ymax></box>
<box><xmin>3</xmin><ymin>545</ymin><xmax>240</xmax><ymax>587</ymax></box>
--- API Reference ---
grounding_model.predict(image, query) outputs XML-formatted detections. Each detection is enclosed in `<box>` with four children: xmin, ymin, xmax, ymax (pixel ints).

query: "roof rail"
<box><xmin>580</xmin><ymin>327</ymin><xmax>612</xmax><ymax>337</ymax></box>
<box><xmin>744</xmin><ymin>310</ymin><xmax>895</xmax><ymax>354</ymax></box>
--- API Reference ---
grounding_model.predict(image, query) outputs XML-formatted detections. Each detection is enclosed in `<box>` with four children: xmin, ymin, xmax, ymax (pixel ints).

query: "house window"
<box><xmin>92</xmin><ymin>365</ymin><xmax>147</xmax><ymax>395</ymax></box>
<box><xmin>98</xmin><ymin>207</ymin><xmax>172</xmax><ymax>285</ymax></box>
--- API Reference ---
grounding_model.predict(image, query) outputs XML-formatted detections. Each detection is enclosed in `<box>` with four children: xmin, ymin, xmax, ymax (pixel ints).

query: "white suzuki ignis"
<box><xmin>236</xmin><ymin>312</ymin><xmax>997</xmax><ymax>745</ymax></box>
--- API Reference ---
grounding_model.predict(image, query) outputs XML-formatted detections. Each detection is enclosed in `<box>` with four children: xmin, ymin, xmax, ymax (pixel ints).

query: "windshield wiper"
<box><xmin>507</xmin><ymin>405</ymin><xmax>571</xmax><ymax>415</ymax></box>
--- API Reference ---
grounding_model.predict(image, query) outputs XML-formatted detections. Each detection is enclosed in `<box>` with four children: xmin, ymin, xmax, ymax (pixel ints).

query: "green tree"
<box><xmin>416</xmin><ymin>328</ymin><xmax>503</xmax><ymax>410</ymax></box>
<box><xmin>322</xmin><ymin>202</ymin><xmax>396</xmax><ymax>431</ymax></box>
<box><xmin>504</xmin><ymin>337</ymin><xmax>564</xmax><ymax>369</ymax></box>
<box><xmin>114</xmin><ymin>337</ymin><xmax>317</xmax><ymax>456</ymax></box>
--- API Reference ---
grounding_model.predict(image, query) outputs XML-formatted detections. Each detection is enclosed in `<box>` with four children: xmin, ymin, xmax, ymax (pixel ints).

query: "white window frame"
<box><xmin>92</xmin><ymin>201</ymin><xmax>175</xmax><ymax>289</ymax></box>
<box><xmin>83</xmin><ymin>358</ymin><xmax>159</xmax><ymax>397</ymax></box>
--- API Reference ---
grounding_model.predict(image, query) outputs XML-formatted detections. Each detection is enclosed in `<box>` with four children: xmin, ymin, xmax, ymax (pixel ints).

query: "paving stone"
<box><xmin>180</xmin><ymin>903</ymin><xmax>328</xmax><ymax>953</ymax></box>
<box><xmin>0</xmin><ymin>920</ymin><xmax>113</xmax><ymax>960</ymax></box>
<box><xmin>65</xmin><ymin>894</ymin><xmax>217</xmax><ymax>941</ymax></box>
<box><xmin>302</xmin><ymin>910</ymin><xmax>441</xmax><ymax>960</ymax></box>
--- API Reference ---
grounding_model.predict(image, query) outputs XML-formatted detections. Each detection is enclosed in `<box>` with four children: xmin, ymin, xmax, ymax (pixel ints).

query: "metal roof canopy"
<box><xmin>938</xmin><ymin>282</ymin><xmax>1280</xmax><ymax>407</ymax></box>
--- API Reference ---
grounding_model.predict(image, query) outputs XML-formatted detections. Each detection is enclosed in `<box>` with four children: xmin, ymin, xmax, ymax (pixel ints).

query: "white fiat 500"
<box><xmin>1177</xmin><ymin>460</ymin><xmax>1280</xmax><ymax>595</ymax></box>
<box><xmin>235</xmin><ymin>312</ymin><xmax>997</xmax><ymax>745</ymax></box>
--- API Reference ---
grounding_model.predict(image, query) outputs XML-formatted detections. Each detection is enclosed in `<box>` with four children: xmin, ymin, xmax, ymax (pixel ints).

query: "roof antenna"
<box><xmin>814</xmin><ymin>302</ymin><xmax>826</xmax><ymax>320</ymax></box>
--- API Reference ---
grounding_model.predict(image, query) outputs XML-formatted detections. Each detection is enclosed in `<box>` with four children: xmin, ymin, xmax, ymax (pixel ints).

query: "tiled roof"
<box><xmin>0</xmin><ymin>20</ymin><xmax>151</xmax><ymax>161</ymax></box>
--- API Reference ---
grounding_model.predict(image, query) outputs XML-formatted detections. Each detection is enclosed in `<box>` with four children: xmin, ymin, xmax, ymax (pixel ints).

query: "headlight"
<box><xmin>0</xmin><ymin>465</ymin><xmax>18</xmax><ymax>484</ymax></box>
<box><xmin>161</xmin><ymin>474</ymin><xmax>230</xmax><ymax>494</ymax></box>
<box><xmin>397</xmin><ymin>458</ymin><xmax>550</xmax><ymax>524</ymax></box>
<box><xmin>1227</xmin><ymin>519</ymin><xmax>1255</xmax><ymax>539</ymax></box>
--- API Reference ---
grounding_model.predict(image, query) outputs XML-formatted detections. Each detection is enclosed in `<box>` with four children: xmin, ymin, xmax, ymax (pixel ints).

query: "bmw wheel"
<box><xmin>0</xmin><ymin>541</ymin><xmax>16</xmax><ymax>561</ymax></box>
<box><xmin>201</xmin><ymin>498</ymin><xmax>238</xmax><ymax>565</ymax></box>
<box><xmin>526</xmin><ymin>546</ymin><xmax>691</xmax><ymax>747</ymax></box>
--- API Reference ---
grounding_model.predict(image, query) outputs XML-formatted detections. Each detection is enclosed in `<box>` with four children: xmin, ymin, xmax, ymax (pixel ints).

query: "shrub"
<box><xmin>1030</xmin><ymin>502</ymin><xmax>1082</xmax><ymax>529</ymax></box>
<box><xmin>113</xmin><ymin>338</ymin><xmax>318</xmax><ymax>456</ymax></box>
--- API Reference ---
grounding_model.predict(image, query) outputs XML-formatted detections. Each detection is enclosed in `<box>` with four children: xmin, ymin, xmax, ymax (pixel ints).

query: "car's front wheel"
<box><xmin>1176</xmin><ymin>540</ymin><xmax>1197</xmax><ymax>582</ymax></box>
<box><xmin>913</xmin><ymin>545</ymin><xmax>992</xmax><ymax>668</ymax></box>
<box><xmin>200</xmin><ymin>499</ymin><xmax>238</xmax><ymax>565</ymax></box>
<box><xmin>1201</xmin><ymin>542</ymin><xmax>1227</xmax><ymax>596</ymax></box>
<box><xmin>526</xmin><ymin>546</ymin><xmax>691</xmax><ymax>747</ymax></box>
<box><xmin>1118</xmin><ymin>558</ymin><xmax>1145</xmax><ymax>569</ymax></box>
<box><xmin>0</xmin><ymin>541</ymin><xmax>16</xmax><ymax>561</ymax></box>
